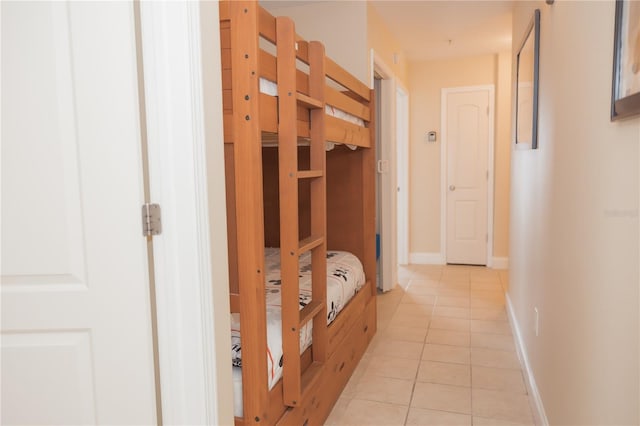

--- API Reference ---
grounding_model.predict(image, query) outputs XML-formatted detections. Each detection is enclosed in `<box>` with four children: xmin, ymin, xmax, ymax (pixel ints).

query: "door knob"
<box><xmin>449</xmin><ymin>185</ymin><xmax>456</xmax><ymax>191</ymax></box>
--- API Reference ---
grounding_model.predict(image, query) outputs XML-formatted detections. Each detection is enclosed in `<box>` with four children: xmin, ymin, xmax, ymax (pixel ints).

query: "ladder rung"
<box><xmin>301</xmin><ymin>362</ymin><xmax>324</xmax><ymax>397</ymax></box>
<box><xmin>297</xmin><ymin>169</ymin><xmax>323</xmax><ymax>179</ymax></box>
<box><xmin>296</xmin><ymin>93</ymin><xmax>324</xmax><ymax>109</ymax></box>
<box><xmin>299</xmin><ymin>300</ymin><xmax>324</xmax><ymax>328</ymax></box>
<box><xmin>298</xmin><ymin>235</ymin><xmax>324</xmax><ymax>254</ymax></box>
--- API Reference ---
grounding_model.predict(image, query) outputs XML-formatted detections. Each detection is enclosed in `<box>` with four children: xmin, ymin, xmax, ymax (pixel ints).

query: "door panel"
<box><xmin>446</xmin><ymin>90</ymin><xmax>490</xmax><ymax>265</ymax></box>
<box><xmin>2</xmin><ymin>332</ymin><xmax>96</xmax><ymax>424</ymax></box>
<box><xmin>1</xmin><ymin>2</ymin><xmax>157</xmax><ymax>424</ymax></box>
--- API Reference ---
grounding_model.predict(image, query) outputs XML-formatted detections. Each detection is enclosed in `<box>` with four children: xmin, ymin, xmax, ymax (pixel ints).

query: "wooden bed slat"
<box><xmin>297</xmin><ymin>120</ymin><xmax>310</xmax><ymax>139</ymax></box>
<box><xmin>325</xmin><ymin>86</ymin><xmax>370</xmax><ymax>122</ymax></box>
<box><xmin>259</xmin><ymin>50</ymin><xmax>277</xmax><ymax>82</ymax></box>
<box><xmin>223</xmin><ymin>113</ymin><xmax>233</xmax><ymax>143</ymax></box>
<box><xmin>222</xmin><ymin>68</ymin><xmax>232</xmax><ymax>89</ymax></box>
<box><xmin>223</xmin><ymin>89</ymin><xmax>232</xmax><ymax>112</ymax></box>
<box><xmin>326</xmin><ymin>57</ymin><xmax>370</xmax><ymax>102</ymax></box>
<box><xmin>221</xmin><ymin>23</ymin><xmax>230</xmax><ymax>47</ymax></box>
<box><xmin>296</xmin><ymin>93</ymin><xmax>323</xmax><ymax>109</ymax></box>
<box><xmin>298</xmin><ymin>234</ymin><xmax>323</xmax><ymax>253</ymax></box>
<box><xmin>295</xmin><ymin>38</ymin><xmax>309</xmax><ymax>64</ymax></box>
<box><xmin>259</xmin><ymin>50</ymin><xmax>310</xmax><ymax>95</ymax></box>
<box><xmin>258</xmin><ymin>5</ymin><xmax>276</xmax><ymax>44</ymax></box>
<box><xmin>297</xmin><ymin>170</ymin><xmax>322</xmax><ymax>179</ymax></box>
<box><xmin>325</xmin><ymin>115</ymin><xmax>371</xmax><ymax>148</ymax></box>
<box><xmin>299</xmin><ymin>300</ymin><xmax>324</xmax><ymax>327</ymax></box>
<box><xmin>296</xmin><ymin>71</ymin><xmax>310</xmax><ymax>96</ymax></box>
<box><xmin>260</xmin><ymin>93</ymin><xmax>278</xmax><ymax>133</ymax></box>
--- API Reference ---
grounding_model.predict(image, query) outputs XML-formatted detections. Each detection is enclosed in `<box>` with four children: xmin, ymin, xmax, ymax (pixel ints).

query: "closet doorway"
<box><xmin>372</xmin><ymin>53</ymin><xmax>398</xmax><ymax>293</ymax></box>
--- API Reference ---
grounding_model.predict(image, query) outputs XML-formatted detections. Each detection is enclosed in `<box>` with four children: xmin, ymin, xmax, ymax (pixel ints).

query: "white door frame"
<box><xmin>139</xmin><ymin>2</ymin><xmax>233</xmax><ymax>424</ymax></box>
<box><xmin>396</xmin><ymin>85</ymin><xmax>409</xmax><ymax>265</ymax></box>
<box><xmin>371</xmin><ymin>49</ymin><xmax>398</xmax><ymax>292</ymax></box>
<box><xmin>440</xmin><ymin>85</ymin><xmax>496</xmax><ymax>267</ymax></box>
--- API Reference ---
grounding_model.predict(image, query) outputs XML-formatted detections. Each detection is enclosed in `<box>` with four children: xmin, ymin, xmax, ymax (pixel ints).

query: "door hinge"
<box><xmin>142</xmin><ymin>203</ymin><xmax>162</xmax><ymax>237</ymax></box>
<box><xmin>486</xmin><ymin>234</ymin><xmax>489</xmax><ymax>243</ymax></box>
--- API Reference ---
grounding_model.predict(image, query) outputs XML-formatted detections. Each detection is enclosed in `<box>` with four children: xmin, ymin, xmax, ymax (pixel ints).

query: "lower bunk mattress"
<box><xmin>231</xmin><ymin>248</ymin><xmax>366</xmax><ymax>417</ymax></box>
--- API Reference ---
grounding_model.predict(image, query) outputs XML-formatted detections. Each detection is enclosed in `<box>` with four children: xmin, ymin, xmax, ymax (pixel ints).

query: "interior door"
<box><xmin>1</xmin><ymin>2</ymin><xmax>157</xmax><ymax>424</ymax></box>
<box><xmin>445</xmin><ymin>89</ymin><xmax>490</xmax><ymax>265</ymax></box>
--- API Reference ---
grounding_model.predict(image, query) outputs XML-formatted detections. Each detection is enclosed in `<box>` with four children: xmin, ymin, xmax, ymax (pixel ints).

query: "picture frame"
<box><xmin>515</xmin><ymin>9</ymin><xmax>540</xmax><ymax>149</ymax></box>
<box><xmin>611</xmin><ymin>0</ymin><xmax>640</xmax><ymax>121</ymax></box>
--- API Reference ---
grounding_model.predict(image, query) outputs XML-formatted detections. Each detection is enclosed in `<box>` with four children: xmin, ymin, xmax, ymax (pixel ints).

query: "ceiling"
<box><xmin>370</xmin><ymin>1</ymin><xmax>514</xmax><ymax>62</ymax></box>
<box><xmin>263</xmin><ymin>1</ymin><xmax>514</xmax><ymax>63</ymax></box>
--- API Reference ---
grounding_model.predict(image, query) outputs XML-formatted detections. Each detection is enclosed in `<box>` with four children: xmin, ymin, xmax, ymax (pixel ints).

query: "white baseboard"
<box><xmin>505</xmin><ymin>294</ymin><xmax>549</xmax><ymax>426</ymax></box>
<box><xmin>492</xmin><ymin>257</ymin><xmax>509</xmax><ymax>269</ymax></box>
<box><xmin>409</xmin><ymin>253</ymin><xmax>508</xmax><ymax>268</ymax></box>
<box><xmin>409</xmin><ymin>252</ymin><xmax>445</xmax><ymax>265</ymax></box>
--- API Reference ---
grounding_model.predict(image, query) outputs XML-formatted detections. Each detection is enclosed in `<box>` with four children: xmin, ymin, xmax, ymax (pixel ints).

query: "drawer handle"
<box><xmin>364</xmin><ymin>325</ymin><xmax>369</xmax><ymax>332</ymax></box>
<box><xmin>303</xmin><ymin>419</ymin><xmax>309</xmax><ymax>426</ymax></box>
<box><xmin>339</xmin><ymin>361</ymin><xmax>345</xmax><ymax>372</ymax></box>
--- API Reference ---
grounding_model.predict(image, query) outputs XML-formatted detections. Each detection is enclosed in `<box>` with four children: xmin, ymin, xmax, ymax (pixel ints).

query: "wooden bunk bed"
<box><xmin>220</xmin><ymin>1</ymin><xmax>376</xmax><ymax>424</ymax></box>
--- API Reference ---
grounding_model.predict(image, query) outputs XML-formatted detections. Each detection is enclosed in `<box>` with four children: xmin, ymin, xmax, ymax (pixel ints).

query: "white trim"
<box><xmin>506</xmin><ymin>294</ymin><xmax>549</xmax><ymax>426</ymax></box>
<box><xmin>491</xmin><ymin>257</ymin><xmax>510</xmax><ymax>269</ymax></box>
<box><xmin>487</xmin><ymin>87</ymin><xmax>496</xmax><ymax>267</ymax></box>
<box><xmin>440</xmin><ymin>85</ymin><xmax>496</xmax><ymax>266</ymax></box>
<box><xmin>396</xmin><ymin>85</ymin><xmax>409</xmax><ymax>265</ymax></box>
<box><xmin>409</xmin><ymin>252</ymin><xmax>446</xmax><ymax>265</ymax></box>
<box><xmin>139</xmin><ymin>2</ymin><xmax>231</xmax><ymax>425</ymax></box>
<box><xmin>371</xmin><ymin>49</ymin><xmax>398</xmax><ymax>293</ymax></box>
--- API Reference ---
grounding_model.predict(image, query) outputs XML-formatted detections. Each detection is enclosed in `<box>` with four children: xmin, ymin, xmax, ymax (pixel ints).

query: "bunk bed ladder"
<box><xmin>276</xmin><ymin>16</ymin><xmax>328</xmax><ymax>408</ymax></box>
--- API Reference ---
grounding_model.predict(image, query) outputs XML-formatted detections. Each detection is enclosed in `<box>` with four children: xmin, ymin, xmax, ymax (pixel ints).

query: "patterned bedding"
<box><xmin>230</xmin><ymin>248</ymin><xmax>365</xmax><ymax>416</ymax></box>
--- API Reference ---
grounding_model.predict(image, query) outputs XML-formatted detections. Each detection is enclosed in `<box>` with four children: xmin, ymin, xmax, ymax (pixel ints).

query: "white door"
<box><xmin>445</xmin><ymin>89</ymin><xmax>491</xmax><ymax>265</ymax></box>
<box><xmin>1</xmin><ymin>2</ymin><xmax>157</xmax><ymax>424</ymax></box>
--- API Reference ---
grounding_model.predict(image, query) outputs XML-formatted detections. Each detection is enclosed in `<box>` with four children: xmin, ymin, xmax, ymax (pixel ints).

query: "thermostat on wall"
<box><xmin>427</xmin><ymin>131</ymin><xmax>437</xmax><ymax>142</ymax></box>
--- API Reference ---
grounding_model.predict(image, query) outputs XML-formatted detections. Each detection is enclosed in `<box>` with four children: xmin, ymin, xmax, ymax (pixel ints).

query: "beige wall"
<box><xmin>261</xmin><ymin>1</ymin><xmax>369</xmax><ymax>84</ymax></box>
<box><xmin>509</xmin><ymin>2</ymin><xmax>639</xmax><ymax>424</ymax></box>
<box><xmin>408</xmin><ymin>54</ymin><xmax>511</xmax><ymax>259</ymax></box>
<box><xmin>366</xmin><ymin>2</ymin><xmax>408</xmax><ymax>87</ymax></box>
<box><xmin>494</xmin><ymin>51</ymin><xmax>512</xmax><ymax>259</ymax></box>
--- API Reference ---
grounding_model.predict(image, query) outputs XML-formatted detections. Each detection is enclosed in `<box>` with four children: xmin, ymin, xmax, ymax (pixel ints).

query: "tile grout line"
<box><xmin>402</xmin><ymin>267</ymin><xmax>441</xmax><ymax>425</ymax></box>
<box><xmin>466</xmin><ymin>274</ymin><xmax>477</xmax><ymax>425</ymax></box>
<box><xmin>334</xmin><ymin>266</ymin><xmax>533</xmax><ymax>425</ymax></box>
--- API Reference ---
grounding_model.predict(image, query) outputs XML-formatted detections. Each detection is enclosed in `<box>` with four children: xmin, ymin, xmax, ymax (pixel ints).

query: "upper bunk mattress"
<box><xmin>230</xmin><ymin>248</ymin><xmax>365</xmax><ymax>391</ymax></box>
<box><xmin>259</xmin><ymin>78</ymin><xmax>365</xmax><ymax>127</ymax></box>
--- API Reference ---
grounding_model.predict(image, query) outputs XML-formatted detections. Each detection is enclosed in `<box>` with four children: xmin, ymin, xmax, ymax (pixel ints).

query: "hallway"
<box><xmin>325</xmin><ymin>264</ymin><xmax>534</xmax><ymax>425</ymax></box>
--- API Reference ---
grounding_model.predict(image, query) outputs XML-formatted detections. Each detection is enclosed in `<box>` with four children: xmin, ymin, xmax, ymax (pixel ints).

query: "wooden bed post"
<box><xmin>229</xmin><ymin>1</ymin><xmax>269</xmax><ymax>423</ymax></box>
<box><xmin>308</xmin><ymin>40</ymin><xmax>328</xmax><ymax>366</ymax></box>
<box><xmin>276</xmin><ymin>17</ymin><xmax>327</xmax><ymax>408</ymax></box>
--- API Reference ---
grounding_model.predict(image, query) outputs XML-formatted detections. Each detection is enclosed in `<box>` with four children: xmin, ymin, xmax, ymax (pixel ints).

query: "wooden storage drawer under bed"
<box><xmin>276</xmin><ymin>296</ymin><xmax>375</xmax><ymax>426</ymax></box>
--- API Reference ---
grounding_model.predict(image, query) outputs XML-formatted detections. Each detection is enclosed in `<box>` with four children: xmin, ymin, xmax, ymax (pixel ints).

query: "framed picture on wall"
<box><xmin>611</xmin><ymin>0</ymin><xmax>640</xmax><ymax>120</ymax></box>
<box><xmin>515</xmin><ymin>9</ymin><xmax>540</xmax><ymax>148</ymax></box>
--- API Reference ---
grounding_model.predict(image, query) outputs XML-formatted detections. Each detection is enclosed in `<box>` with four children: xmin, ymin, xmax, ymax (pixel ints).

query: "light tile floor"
<box><xmin>325</xmin><ymin>264</ymin><xmax>535</xmax><ymax>426</ymax></box>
